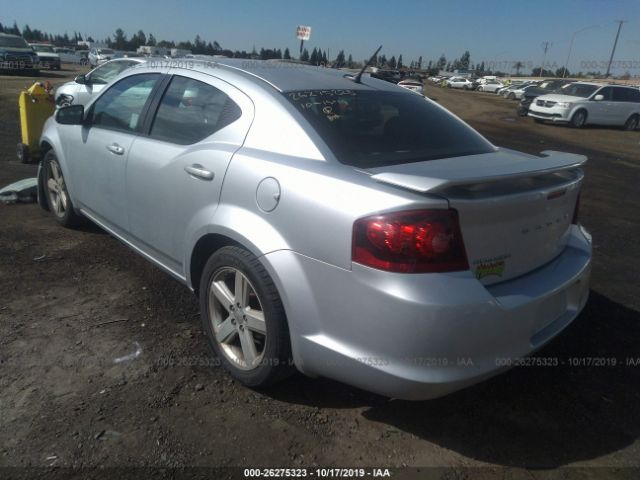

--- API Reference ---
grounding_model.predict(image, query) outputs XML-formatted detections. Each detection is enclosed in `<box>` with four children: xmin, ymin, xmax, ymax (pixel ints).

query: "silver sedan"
<box><xmin>37</xmin><ymin>59</ymin><xmax>591</xmax><ymax>400</ymax></box>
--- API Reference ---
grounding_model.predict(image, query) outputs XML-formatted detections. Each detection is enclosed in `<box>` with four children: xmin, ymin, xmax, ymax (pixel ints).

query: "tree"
<box><xmin>347</xmin><ymin>53</ymin><xmax>353</xmax><ymax>68</ymax></box>
<box><xmin>459</xmin><ymin>50</ymin><xmax>471</xmax><ymax>70</ymax></box>
<box><xmin>147</xmin><ymin>33</ymin><xmax>156</xmax><ymax>46</ymax></box>
<box><xmin>310</xmin><ymin>47</ymin><xmax>318</xmax><ymax>65</ymax></box>
<box><xmin>438</xmin><ymin>54</ymin><xmax>446</xmax><ymax>70</ymax></box>
<box><xmin>322</xmin><ymin>50</ymin><xmax>327</xmax><ymax>65</ymax></box>
<box><xmin>514</xmin><ymin>61</ymin><xmax>523</xmax><ymax>76</ymax></box>
<box><xmin>113</xmin><ymin>28</ymin><xmax>127</xmax><ymax>50</ymax></box>
<box><xmin>301</xmin><ymin>48</ymin><xmax>309</xmax><ymax>62</ymax></box>
<box><xmin>335</xmin><ymin>50</ymin><xmax>346</xmax><ymax>68</ymax></box>
<box><xmin>389</xmin><ymin>55</ymin><xmax>397</xmax><ymax>69</ymax></box>
<box><xmin>418</xmin><ymin>56</ymin><xmax>423</xmax><ymax>70</ymax></box>
<box><xmin>283</xmin><ymin>47</ymin><xmax>291</xmax><ymax>59</ymax></box>
<box><xmin>397</xmin><ymin>54</ymin><xmax>403</xmax><ymax>69</ymax></box>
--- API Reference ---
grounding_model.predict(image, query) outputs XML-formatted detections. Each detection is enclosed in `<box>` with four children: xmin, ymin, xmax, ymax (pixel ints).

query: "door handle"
<box><xmin>106</xmin><ymin>143</ymin><xmax>125</xmax><ymax>155</ymax></box>
<box><xmin>184</xmin><ymin>164</ymin><xmax>214</xmax><ymax>181</ymax></box>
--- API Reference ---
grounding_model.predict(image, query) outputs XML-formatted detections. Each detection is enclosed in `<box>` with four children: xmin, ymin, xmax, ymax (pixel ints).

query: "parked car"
<box><xmin>29</xmin><ymin>44</ymin><xmax>61</xmax><ymax>70</ymax></box>
<box><xmin>397</xmin><ymin>77</ymin><xmax>424</xmax><ymax>94</ymax></box>
<box><xmin>505</xmin><ymin>82</ymin><xmax>539</xmax><ymax>100</ymax></box>
<box><xmin>88</xmin><ymin>47</ymin><xmax>115</xmax><ymax>67</ymax></box>
<box><xmin>54</xmin><ymin>47</ymin><xmax>88</xmax><ymax>65</ymax></box>
<box><xmin>477</xmin><ymin>80</ymin><xmax>504</xmax><ymax>93</ymax></box>
<box><xmin>54</xmin><ymin>58</ymin><xmax>147</xmax><ymax>107</ymax></box>
<box><xmin>0</xmin><ymin>33</ymin><xmax>39</xmax><ymax>73</ymax></box>
<box><xmin>447</xmin><ymin>77</ymin><xmax>474</xmax><ymax>89</ymax></box>
<box><xmin>38</xmin><ymin>59</ymin><xmax>591</xmax><ymax>400</ymax></box>
<box><xmin>517</xmin><ymin>79</ymin><xmax>576</xmax><ymax>116</ymax></box>
<box><xmin>528</xmin><ymin>82</ymin><xmax>640</xmax><ymax>129</ymax></box>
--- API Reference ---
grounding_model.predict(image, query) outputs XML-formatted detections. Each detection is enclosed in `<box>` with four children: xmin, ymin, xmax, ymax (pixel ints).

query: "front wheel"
<box><xmin>571</xmin><ymin>110</ymin><xmax>587</xmax><ymax>128</ymax></box>
<box><xmin>624</xmin><ymin>114</ymin><xmax>639</xmax><ymax>131</ymax></box>
<box><xmin>43</xmin><ymin>150</ymin><xmax>83</xmax><ymax>227</ymax></box>
<box><xmin>200</xmin><ymin>246</ymin><xmax>293</xmax><ymax>387</ymax></box>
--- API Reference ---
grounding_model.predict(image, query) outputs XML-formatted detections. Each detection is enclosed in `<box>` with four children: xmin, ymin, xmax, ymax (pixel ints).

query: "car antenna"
<box><xmin>352</xmin><ymin>45</ymin><xmax>382</xmax><ymax>84</ymax></box>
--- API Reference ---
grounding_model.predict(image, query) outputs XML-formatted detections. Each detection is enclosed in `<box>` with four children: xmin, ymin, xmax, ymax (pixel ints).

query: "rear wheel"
<box><xmin>508</xmin><ymin>92</ymin><xmax>516</xmax><ymax>100</ymax></box>
<box><xmin>43</xmin><ymin>151</ymin><xmax>83</xmax><ymax>227</ymax></box>
<box><xmin>571</xmin><ymin>110</ymin><xmax>587</xmax><ymax>128</ymax></box>
<box><xmin>624</xmin><ymin>114</ymin><xmax>639</xmax><ymax>131</ymax></box>
<box><xmin>200</xmin><ymin>246</ymin><xmax>293</xmax><ymax>387</ymax></box>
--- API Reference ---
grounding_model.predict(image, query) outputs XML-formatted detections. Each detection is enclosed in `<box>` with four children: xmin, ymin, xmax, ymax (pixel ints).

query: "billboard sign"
<box><xmin>296</xmin><ymin>25</ymin><xmax>312</xmax><ymax>41</ymax></box>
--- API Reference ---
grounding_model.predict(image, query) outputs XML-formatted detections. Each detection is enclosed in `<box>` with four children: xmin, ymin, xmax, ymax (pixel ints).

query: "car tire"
<box><xmin>43</xmin><ymin>150</ymin><xmax>83</xmax><ymax>228</ymax></box>
<box><xmin>508</xmin><ymin>92</ymin><xmax>515</xmax><ymax>100</ymax></box>
<box><xmin>199</xmin><ymin>246</ymin><xmax>293</xmax><ymax>388</ymax></box>
<box><xmin>571</xmin><ymin>110</ymin><xmax>587</xmax><ymax>128</ymax></box>
<box><xmin>623</xmin><ymin>114</ymin><xmax>639</xmax><ymax>131</ymax></box>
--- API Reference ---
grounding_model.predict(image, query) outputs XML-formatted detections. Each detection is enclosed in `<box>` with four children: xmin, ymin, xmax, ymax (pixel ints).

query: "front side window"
<box><xmin>91</xmin><ymin>73</ymin><xmax>159</xmax><ymax>132</ymax></box>
<box><xmin>286</xmin><ymin>89</ymin><xmax>495</xmax><ymax>168</ymax></box>
<box><xmin>150</xmin><ymin>75</ymin><xmax>242</xmax><ymax>144</ymax></box>
<box><xmin>595</xmin><ymin>87</ymin><xmax>613</xmax><ymax>101</ymax></box>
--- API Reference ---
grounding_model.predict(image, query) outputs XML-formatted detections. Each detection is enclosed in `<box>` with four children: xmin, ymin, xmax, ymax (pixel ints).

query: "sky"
<box><xmin>2</xmin><ymin>0</ymin><xmax>639</xmax><ymax>74</ymax></box>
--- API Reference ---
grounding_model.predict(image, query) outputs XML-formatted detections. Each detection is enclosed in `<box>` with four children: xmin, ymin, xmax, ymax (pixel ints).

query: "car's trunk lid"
<box><xmin>368</xmin><ymin>149</ymin><xmax>585</xmax><ymax>285</ymax></box>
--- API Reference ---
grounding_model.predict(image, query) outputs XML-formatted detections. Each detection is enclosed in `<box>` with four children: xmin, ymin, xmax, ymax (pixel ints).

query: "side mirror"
<box><xmin>56</xmin><ymin>105</ymin><xmax>85</xmax><ymax>125</ymax></box>
<box><xmin>593</xmin><ymin>94</ymin><xmax>604</xmax><ymax>101</ymax></box>
<box><xmin>74</xmin><ymin>74</ymin><xmax>88</xmax><ymax>85</ymax></box>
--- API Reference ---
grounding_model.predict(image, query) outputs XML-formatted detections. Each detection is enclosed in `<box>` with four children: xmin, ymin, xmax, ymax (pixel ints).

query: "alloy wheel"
<box><xmin>47</xmin><ymin>159</ymin><xmax>68</xmax><ymax>217</ymax></box>
<box><xmin>208</xmin><ymin>267</ymin><xmax>267</xmax><ymax>370</ymax></box>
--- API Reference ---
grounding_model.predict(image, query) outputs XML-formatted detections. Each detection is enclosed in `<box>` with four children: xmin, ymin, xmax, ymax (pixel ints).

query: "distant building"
<box><xmin>170</xmin><ymin>48</ymin><xmax>192</xmax><ymax>58</ymax></box>
<box><xmin>137</xmin><ymin>45</ymin><xmax>169</xmax><ymax>56</ymax></box>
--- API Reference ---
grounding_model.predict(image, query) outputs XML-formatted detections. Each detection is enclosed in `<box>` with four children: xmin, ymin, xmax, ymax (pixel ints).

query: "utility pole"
<box><xmin>605</xmin><ymin>20</ymin><xmax>626</xmax><ymax>78</ymax></box>
<box><xmin>539</xmin><ymin>41</ymin><xmax>552</xmax><ymax>77</ymax></box>
<box><xmin>563</xmin><ymin>25</ymin><xmax>598</xmax><ymax>78</ymax></box>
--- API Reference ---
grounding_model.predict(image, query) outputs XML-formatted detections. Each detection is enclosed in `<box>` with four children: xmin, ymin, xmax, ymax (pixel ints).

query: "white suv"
<box><xmin>528</xmin><ymin>82</ymin><xmax>640</xmax><ymax>130</ymax></box>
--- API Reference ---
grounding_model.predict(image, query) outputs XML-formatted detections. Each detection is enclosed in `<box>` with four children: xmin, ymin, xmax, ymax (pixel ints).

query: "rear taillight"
<box><xmin>572</xmin><ymin>192</ymin><xmax>581</xmax><ymax>224</ymax></box>
<box><xmin>352</xmin><ymin>209</ymin><xmax>469</xmax><ymax>273</ymax></box>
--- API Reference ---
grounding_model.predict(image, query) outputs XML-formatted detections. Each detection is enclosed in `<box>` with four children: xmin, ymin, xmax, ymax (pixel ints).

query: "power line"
<box><xmin>539</xmin><ymin>41</ymin><xmax>553</xmax><ymax>77</ymax></box>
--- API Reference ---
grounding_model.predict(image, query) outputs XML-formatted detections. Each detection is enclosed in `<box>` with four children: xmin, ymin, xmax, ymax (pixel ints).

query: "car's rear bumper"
<box><xmin>263</xmin><ymin>224</ymin><xmax>591</xmax><ymax>400</ymax></box>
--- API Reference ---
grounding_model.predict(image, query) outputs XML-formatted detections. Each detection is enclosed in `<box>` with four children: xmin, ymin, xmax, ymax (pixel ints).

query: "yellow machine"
<box><xmin>17</xmin><ymin>82</ymin><xmax>56</xmax><ymax>164</ymax></box>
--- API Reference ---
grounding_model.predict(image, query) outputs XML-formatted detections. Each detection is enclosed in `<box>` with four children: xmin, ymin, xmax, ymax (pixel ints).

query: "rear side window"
<box><xmin>150</xmin><ymin>76</ymin><xmax>242</xmax><ymax>145</ymax></box>
<box><xmin>613</xmin><ymin>87</ymin><xmax>640</xmax><ymax>102</ymax></box>
<box><xmin>91</xmin><ymin>73</ymin><xmax>159</xmax><ymax>132</ymax></box>
<box><xmin>286</xmin><ymin>89</ymin><xmax>495</xmax><ymax>168</ymax></box>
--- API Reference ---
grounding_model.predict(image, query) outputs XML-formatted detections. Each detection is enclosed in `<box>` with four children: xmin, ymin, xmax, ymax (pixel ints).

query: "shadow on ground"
<box><xmin>268</xmin><ymin>291</ymin><xmax>640</xmax><ymax>468</ymax></box>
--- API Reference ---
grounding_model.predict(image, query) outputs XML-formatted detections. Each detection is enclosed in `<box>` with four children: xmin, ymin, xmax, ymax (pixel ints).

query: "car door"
<box><xmin>611</xmin><ymin>87</ymin><xmax>635</xmax><ymax>126</ymax></box>
<box><xmin>124</xmin><ymin>71</ymin><xmax>254</xmax><ymax>275</ymax></box>
<box><xmin>65</xmin><ymin>72</ymin><xmax>162</xmax><ymax>231</ymax></box>
<box><xmin>587</xmin><ymin>86</ymin><xmax>613</xmax><ymax>125</ymax></box>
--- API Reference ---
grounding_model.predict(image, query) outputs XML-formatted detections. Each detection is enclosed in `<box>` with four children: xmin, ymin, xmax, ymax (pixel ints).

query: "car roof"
<box><xmin>172</xmin><ymin>58</ymin><xmax>402</xmax><ymax>93</ymax></box>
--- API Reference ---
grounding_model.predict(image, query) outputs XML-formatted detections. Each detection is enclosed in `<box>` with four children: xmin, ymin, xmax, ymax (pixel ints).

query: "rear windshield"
<box><xmin>0</xmin><ymin>36</ymin><xmax>29</xmax><ymax>48</ymax></box>
<box><xmin>286</xmin><ymin>89</ymin><xmax>495</xmax><ymax>168</ymax></box>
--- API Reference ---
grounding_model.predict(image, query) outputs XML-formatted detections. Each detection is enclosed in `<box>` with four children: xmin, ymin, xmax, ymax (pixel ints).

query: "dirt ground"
<box><xmin>0</xmin><ymin>67</ymin><xmax>639</xmax><ymax>478</ymax></box>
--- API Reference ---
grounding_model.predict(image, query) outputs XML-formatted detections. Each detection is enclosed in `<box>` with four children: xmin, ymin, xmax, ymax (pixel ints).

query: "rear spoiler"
<box><xmin>370</xmin><ymin>150</ymin><xmax>587</xmax><ymax>193</ymax></box>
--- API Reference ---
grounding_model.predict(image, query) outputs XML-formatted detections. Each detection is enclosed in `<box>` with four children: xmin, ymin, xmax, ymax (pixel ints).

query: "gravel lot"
<box><xmin>1</xmin><ymin>67</ymin><xmax>639</xmax><ymax>478</ymax></box>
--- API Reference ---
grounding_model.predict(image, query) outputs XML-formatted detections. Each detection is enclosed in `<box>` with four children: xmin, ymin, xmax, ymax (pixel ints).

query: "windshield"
<box><xmin>0</xmin><ymin>36</ymin><xmax>29</xmax><ymax>48</ymax></box>
<box><xmin>286</xmin><ymin>89</ymin><xmax>495</xmax><ymax>168</ymax></box>
<box><xmin>559</xmin><ymin>83</ymin><xmax>599</xmax><ymax>98</ymax></box>
<box><xmin>32</xmin><ymin>45</ymin><xmax>54</xmax><ymax>53</ymax></box>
